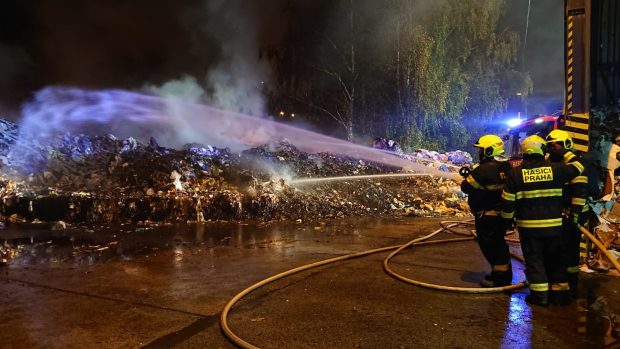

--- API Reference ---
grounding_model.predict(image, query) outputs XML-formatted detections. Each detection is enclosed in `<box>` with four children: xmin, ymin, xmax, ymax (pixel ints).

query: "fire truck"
<box><xmin>503</xmin><ymin>114</ymin><xmax>564</xmax><ymax>159</ymax></box>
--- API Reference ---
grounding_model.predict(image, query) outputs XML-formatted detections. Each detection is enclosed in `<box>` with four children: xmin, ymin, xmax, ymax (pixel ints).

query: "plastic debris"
<box><xmin>0</xmin><ymin>120</ymin><xmax>470</xmax><ymax>224</ymax></box>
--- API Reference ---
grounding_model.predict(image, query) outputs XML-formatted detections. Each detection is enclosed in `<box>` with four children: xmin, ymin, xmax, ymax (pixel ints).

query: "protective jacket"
<box><xmin>549</xmin><ymin>149</ymin><xmax>589</xmax><ymax>214</ymax></box>
<box><xmin>500</xmin><ymin>156</ymin><xmax>584</xmax><ymax>237</ymax></box>
<box><xmin>461</xmin><ymin>158</ymin><xmax>510</xmax><ymax>214</ymax></box>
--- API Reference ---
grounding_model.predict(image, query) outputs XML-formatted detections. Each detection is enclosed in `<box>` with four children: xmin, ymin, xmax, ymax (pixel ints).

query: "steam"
<box><xmin>144</xmin><ymin>0</ymin><xmax>270</xmax><ymax>119</ymax></box>
<box><xmin>13</xmin><ymin>0</ymin><xmax>276</xmax><ymax>155</ymax></box>
<box><xmin>144</xmin><ymin>76</ymin><xmax>206</xmax><ymax>103</ymax></box>
<box><xmin>203</xmin><ymin>0</ymin><xmax>269</xmax><ymax>117</ymax></box>
<box><xmin>13</xmin><ymin>87</ymin><xmax>459</xmax><ymax>180</ymax></box>
<box><xmin>136</xmin><ymin>0</ymin><xmax>272</xmax><ymax>146</ymax></box>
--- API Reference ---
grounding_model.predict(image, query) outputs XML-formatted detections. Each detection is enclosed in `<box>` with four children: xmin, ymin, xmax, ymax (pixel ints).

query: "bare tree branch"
<box><xmin>288</xmin><ymin>94</ymin><xmax>347</xmax><ymax>127</ymax></box>
<box><xmin>315</xmin><ymin>67</ymin><xmax>352</xmax><ymax>102</ymax></box>
<box><xmin>322</xmin><ymin>34</ymin><xmax>354</xmax><ymax>73</ymax></box>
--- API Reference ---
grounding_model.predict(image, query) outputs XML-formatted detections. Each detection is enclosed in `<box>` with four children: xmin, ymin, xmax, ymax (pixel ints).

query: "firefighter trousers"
<box><xmin>562</xmin><ymin>213</ymin><xmax>588</xmax><ymax>272</ymax></box>
<box><xmin>520</xmin><ymin>234</ymin><xmax>568</xmax><ymax>292</ymax></box>
<box><xmin>562</xmin><ymin>211</ymin><xmax>589</xmax><ymax>294</ymax></box>
<box><xmin>474</xmin><ymin>214</ymin><xmax>510</xmax><ymax>267</ymax></box>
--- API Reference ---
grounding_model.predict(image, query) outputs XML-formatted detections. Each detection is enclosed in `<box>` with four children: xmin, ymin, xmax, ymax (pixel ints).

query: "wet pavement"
<box><xmin>0</xmin><ymin>218</ymin><xmax>618</xmax><ymax>348</ymax></box>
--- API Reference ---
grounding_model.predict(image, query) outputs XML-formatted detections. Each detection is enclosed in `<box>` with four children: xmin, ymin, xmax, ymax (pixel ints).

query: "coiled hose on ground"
<box><xmin>220</xmin><ymin>219</ymin><xmax>619</xmax><ymax>349</ymax></box>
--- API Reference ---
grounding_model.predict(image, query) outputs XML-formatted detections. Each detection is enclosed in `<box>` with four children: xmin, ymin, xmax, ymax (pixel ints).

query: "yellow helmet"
<box><xmin>521</xmin><ymin>135</ymin><xmax>547</xmax><ymax>156</ymax></box>
<box><xmin>473</xmin><ymin>135</ymin><xmax>505</xmax><ymax>158</ymax></box>
<box><xmin>545</xmin><ymin>129</ymin><xmax>573</xmax><ymax>150</ymax></box>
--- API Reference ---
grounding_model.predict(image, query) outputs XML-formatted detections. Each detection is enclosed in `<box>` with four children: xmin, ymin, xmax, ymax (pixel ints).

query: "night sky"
<box><xmin>0</xmin><ymin>0</ymin><xmax>563</xmax><ymax>117</ymax></box>
<box><xmin>0</xmin><ymin>0</ymin><xmax>218</xmax><ymax>113</ymax></box>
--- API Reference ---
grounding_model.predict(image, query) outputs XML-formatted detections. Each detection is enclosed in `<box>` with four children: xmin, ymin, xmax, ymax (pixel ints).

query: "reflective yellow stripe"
<box><xmin>515</xmin><ymin>189</ymin><xmax>563</xmax><ymax>199</ymax></box>
<box><xmin>551</xmin><ymin>283</ymin><xmax>570</xmax><ymax>291</ymax></box>
<box><xmin>516</xmin><ymin>218</ymin><xmax>563</xmax><ymax>228</ymax></box>
<box><xmin>566</xmin><ymin>119</ymin><xmax>589</xmax><ymax>130</ymax></box>
<box><xmin>466</xmin><ymin>175</ymin><xmax>482</xmax><ymax>189</ymax></box>
<box><xmin>492</xmin><ymin>264</ymin><xmax>510</xmax><ymax>272</ymax></box>
<box><xmin>484</xmin><ymin>210</ymin><xmax>499</xmax><ymax>216</ymax></box>
<box><xmin>563</xmin><ymin>152</ymin><xmax>576</xmax><ymax>163</ymax></box>
<box><xmin>571</xmin><ymin>132</ymin><xmax>589</xmax><ymax>141</ymax></box>
<box><xmin>571</xmin><ymin>197</ymin><xmax>587</xmax><ymax>206</ymax></box>
<box><xmin>571</xmin><ymin>161</ymin><xmax>584</xmax><ymax>173</ymax></box>
<box><xmin>502</xmin><ymin>190</ymin><xmax>516</xmax><ymax>201</ymax></box>
<box><xmin>530</xmin><ymin>283</ymin><xmax>549</xmax><ymax>292</ymax></box>
<box><xmin>567</xmin><ymin>266</ymin><xmax>580</xmax><ymax>273</ymax></box>
<box><xmin>486</xmin><ymin>184</ymin><xmax>504</xmax><ymax>191</ymax></box>
<box><xmin>500</xmin><ymin>211</ymin><xmax>514</xmax><ymax>219</ymax></box>
<box><xmin>582</xmin><ymin>205</ymin><xmax>589</xmax><ymax>213</ymax></box>
<box><xmin>574</xmin><ymin>143</ymin><xmax>588</xmax><ymax>152</ymax></box>
<box><xmin>570</xmin><ymin>175</ymin><xmax>588</xmax><ymax>184</ymax></box>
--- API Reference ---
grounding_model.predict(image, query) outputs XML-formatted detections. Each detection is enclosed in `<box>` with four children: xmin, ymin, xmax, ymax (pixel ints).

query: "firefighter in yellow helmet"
<box><xmin>546</xmin><ymin>129</ymin><xmax>592</xmax><ymax>298</ymax></box>
<box><xmin>461</xmin><ymin>135</ymin><xmax>512</xmax><ymax>287</ymax></box>
<box><xmin>501</xmin><ymin>135</ymin><xmax>584</xmax><ymax>306</ymax></box>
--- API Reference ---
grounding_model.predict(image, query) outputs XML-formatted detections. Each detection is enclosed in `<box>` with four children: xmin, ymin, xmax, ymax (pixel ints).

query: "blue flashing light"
<box><xmin>507</xmin><ymin>118</ymin><xmax>521</xmax><ymax>128</ymax></box>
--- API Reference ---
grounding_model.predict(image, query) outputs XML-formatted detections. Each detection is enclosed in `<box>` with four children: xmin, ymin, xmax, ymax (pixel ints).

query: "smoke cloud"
<box><xmin>202</xmin><ymin>0</ymin><xmax>271</xmax><ymax>117</ymax></box>
<box><xmin>14</xmin><ymin>86</ymin><xmax>457</xmax><ymax>180</ymax></box>
<box><xmin>143</xmin><ymin>0</ymin><xmax>273</xmax><ymax>119</ymax></box>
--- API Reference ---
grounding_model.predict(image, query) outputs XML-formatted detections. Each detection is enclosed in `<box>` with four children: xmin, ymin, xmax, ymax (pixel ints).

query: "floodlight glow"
<box><xmin>535</xmin><ymin>118</ymin><xmax>543</xmax><ymax>123</ymax></box>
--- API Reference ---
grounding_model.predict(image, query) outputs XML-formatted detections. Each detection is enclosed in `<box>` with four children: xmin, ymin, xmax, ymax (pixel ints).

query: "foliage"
<box><xmin>269</xmin><ymin>0</ymin><xmax>531</xmax><ymax>151</ymax></box>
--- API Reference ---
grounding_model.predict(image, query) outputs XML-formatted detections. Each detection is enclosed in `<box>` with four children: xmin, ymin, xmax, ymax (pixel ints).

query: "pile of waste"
<box><xmin>406</xmin><ymin>149</ymin><xmax>473</xmax><ymax>167</ymax></box>
<box><xmin>590</xmin><ymin>201</ymin><xmax>620</xmax><ymax>274</ymax></box>
<box><xmin>0</xmin><ymin>120</ymin><xmax>469</xmax><ymax>226</ymax></box>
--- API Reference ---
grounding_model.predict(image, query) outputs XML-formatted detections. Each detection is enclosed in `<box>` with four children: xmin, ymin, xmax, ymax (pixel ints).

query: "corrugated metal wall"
<box><xmin>564</xmin><ymin>0</ymin><xmax>591</xmax><ymax>152</ymax></box>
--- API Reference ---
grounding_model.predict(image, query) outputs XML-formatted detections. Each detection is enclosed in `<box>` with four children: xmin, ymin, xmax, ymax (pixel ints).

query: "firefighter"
<box><xmin>545</xmin><ymin>129</ymin><xmax>592</xmax><ymax>297</ymax></box>
<box><xmin>501</xmin><ymin>135</ymin><xmax>584</xmax><ymax>306</ymax></box>
<box><xmin>460</xmin><ymin>135</ymin><xmax>512</xmax><ymax>287</ymax></box>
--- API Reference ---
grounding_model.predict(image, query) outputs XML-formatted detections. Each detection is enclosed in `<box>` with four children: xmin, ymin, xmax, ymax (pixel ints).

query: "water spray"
<box><xmin>15</xmin><ymin>87</ymin><xmax>462</xmax><ymax>181</ymax></box>
<box><xmin>286</xmin><ymin>173</ymin><xmax>436</xmax><ymax>185</ymax></box>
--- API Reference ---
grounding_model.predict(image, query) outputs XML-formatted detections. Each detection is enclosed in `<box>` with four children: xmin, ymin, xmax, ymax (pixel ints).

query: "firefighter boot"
<box><xmin>480</xmin><ymin>270</ymin><xmax>513</xmax><ymax>288</ymax></box>
<box><xmin>550</xmin><ymin>290</ymin><xmax>572</xmax><ymax>306</ymax></box>
<box><xmin>480</xmin><ymin>264</ymin><xmax>512</xmax><ymax>288</ymax></box>
<box><xmin>525</xmin><ymin>291</ymin><xmax>549</xmax><ymax>307</ymax></box>
<box><xmin>549</xmin><ymin>282</ymin><xmax>572</xmax><ymax>305</ymax></box>
<box><xmin>567</xmin><ymin>273</ymin><xmax>579</xmax><ymax>299</ymax></box>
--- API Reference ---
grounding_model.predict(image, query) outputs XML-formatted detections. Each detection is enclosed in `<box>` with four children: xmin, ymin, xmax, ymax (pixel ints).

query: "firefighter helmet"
<box><xmin>545</xmin><ymin>129</ymin><xmax>573</xmax><ymax>150</ymax></box>
<box><xmin>521</xmin><ymin>135</ymin><xmax>547</xmax><ymax>156</ymax></box>
<box><xmin>473</xmin><ymin>135</ymin><xmax>505</xmax><ymax>158</ymax></box>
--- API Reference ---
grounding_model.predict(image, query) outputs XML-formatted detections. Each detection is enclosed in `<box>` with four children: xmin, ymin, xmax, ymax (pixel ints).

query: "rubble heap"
<box><xmin>0</xmin><ymin>120</ymin><xmax>469</xmax><ymax>224</ymax></box>
<box><xmin>589</xmin><ymin>202</ymin><xmax>620</xmax><ymax>274</ymax></box>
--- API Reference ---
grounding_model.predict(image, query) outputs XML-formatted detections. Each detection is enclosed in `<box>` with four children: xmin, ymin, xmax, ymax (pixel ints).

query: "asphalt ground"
<box><xmin>0</xmin><ymin>217</ymin><xmax>618</xmax><ymax>348</ymax></box>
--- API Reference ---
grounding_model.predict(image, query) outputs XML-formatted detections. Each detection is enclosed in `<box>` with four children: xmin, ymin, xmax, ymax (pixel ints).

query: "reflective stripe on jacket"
<box><xmin>460</xmin><ymin>159</ymin><xmax>510</xmax><ymax>213</ymax></box>
<box><xmin>500</xmin><ymin>156</ymin><xmax>583</xmax><ymax>237</ymax></box>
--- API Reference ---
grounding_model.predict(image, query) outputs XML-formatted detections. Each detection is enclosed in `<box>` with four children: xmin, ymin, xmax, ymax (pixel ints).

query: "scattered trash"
<box><xmin>51</xmin><ymin>221</ymin><xmax>68</xmax><ymax>230</ymax></box>
<box><xmin>0</xmin><ymin>120</ymin><xmax>469</xmax><ymax>225</ymax></box>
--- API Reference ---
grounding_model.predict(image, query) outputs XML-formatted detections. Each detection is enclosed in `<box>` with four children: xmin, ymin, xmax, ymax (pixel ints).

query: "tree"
<box><xmin>303</xmin><ymin>0</ymin><xmax>359</xmax><ymax>141</ymax></box>
<box><xmin>383</xmin><ymin>0</ymin><xmax>530</xmax><ymax>150</ymax></box>
<box><xmin>268</xmin><ymin>0</ymin><xmax>531</xmax><ymax>151</ymax></box>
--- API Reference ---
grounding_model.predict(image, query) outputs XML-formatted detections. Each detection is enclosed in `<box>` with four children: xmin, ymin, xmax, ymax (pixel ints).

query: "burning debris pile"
<box><xmin>0</xmin><ymin>120</ymin><xmax>468</xmax><ymax>225</ymax></box>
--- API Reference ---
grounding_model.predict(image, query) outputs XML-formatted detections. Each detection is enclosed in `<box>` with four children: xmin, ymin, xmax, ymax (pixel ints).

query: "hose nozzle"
<box><xmin>459</xmin><ymin>166</ymin><xmax>471</xmax><ymax>178</ymax></box>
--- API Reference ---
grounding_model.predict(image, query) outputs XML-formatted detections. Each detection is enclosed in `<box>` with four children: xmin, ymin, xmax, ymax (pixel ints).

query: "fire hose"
<box><xmin>220</xmin><ymin>219</ymin><xmax>619</xmax><ymax>349</ymax></box>
<box><xmin>576</xmin><ymin>223</ymin><xmax>620</xmax><ymax>271</ymax></box>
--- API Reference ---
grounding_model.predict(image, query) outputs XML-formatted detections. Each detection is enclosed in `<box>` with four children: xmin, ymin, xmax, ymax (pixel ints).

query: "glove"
<box><xmin>563</xmin><ymin>208</ymin><xmax>579</xmax><ymax>225</ymax></box>
<box><xmin>569</xmin><ymin>210</ymin><xmax>579</xmax><ymax>225</ymax></box>
<box><xmin>459</xmin><ymin>166</ymin><xmax>471</xmax><ymax>178</ymax></box>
